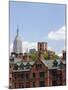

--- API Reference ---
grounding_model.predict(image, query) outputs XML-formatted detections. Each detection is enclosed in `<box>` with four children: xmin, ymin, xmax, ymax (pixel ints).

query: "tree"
<box><xmin>52</xmin><ymin>54</ymin><xmax>60</xmax><ymax>60</ymax></box>
<box><xmin>44</xmin><ymin>52</ymin><xmax>49</xmax><ymax>60</ymax></box>
<box><xmin>30</xmin><ymin>52</ymin><xmax>37</xmax><ymax>61</ymax></box>
<box><xmin>44</xmin><ymin>52</ymin><xmax>59</xmax><ymax>60</ymax></box>
<box><xmin>29</xmin><ymin>51</ymin><xmax>60</xmax><ymax>60</ymax></box>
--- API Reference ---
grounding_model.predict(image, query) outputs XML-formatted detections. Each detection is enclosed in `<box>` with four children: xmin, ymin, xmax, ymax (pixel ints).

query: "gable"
<box><xmin>30</xmin><ymin>58</ymin><xmax>48</xmax><ymax>72</ymax></box>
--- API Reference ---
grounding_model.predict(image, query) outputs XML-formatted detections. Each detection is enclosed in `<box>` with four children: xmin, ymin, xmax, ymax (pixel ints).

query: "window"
<box><xmin>18</xmin><ymin>83</ymin><xmax>24</xmax><ymax>88</ymax></box>
<box><xmin>16</xmin><ymin>53</ymin><xmax>18</xmax><ymax>57</ymax></box>
<box><xmin>52</xmin><ymin>70</ymin><xmax>57</xmax><ymax>76</ymax></box>
<box><xmin>33</xmin><ymin>82</ymin><xmax>35</xmax><ymax>87</ymax></box>
<box><xmin>59</xmin><ymin>62</ymin><xmax>64</xmax><ymax>69</ymax></box>
<box><xmin>26</xmin><ymin>63</ymin><xmax>31</xmax><ymax>69</ymax></box>
<box><xmin>13</xmin><ymin>64</ymin><xmax>18</xmax><ymax>70</ymax></box>
<box><xmin>21</xmin><ymin>74</ymin><xmax>24</xmax><ymax>78</ymax></box>
<box><xmin>36</xmin><ymin>64</ymin><xmax>42</xmax><ymax>69</ymax></box>
<box><xmin>26</xmin><ymin>82</ymin><xmax>30</xmax><ymax>88</ymax></box>
<box><xmin>58</xmin><ymin>74</ymin><xmax>62</xmax><ymax>85</ymax></box>
<box><xmin>10</xmin><ymin>65</ymin><xmax>11</xmax><ymax>68</ymax></box>
<box><xmin>26</xmin><ymin>73</ymin><xmax>29</xmax><ymax>79</ymax></box>
<box><xmin>53</xmin><ymin>60</ymin><xmax>58</xmax><ymax>67</ymax></box>
<box><xmin>14</xmin><ymin>83</ymin><xmax>16</xmax><ymax>88</ymax></box>
<box><xmin>19</xmin><ymin>53</ymin><xmax>22</xmax><ymax>55</ymax></box>
<box><xmin>40</xmin><ymin>44</ymin><xmax>42</xmax><ymax>50</ymax></box>
<box><xmin>58</xmin><ymin>82</ymin><xmax>62</xmax><ymax>86</ymax></box>
<box><xmin>9</xmin><ymin>78</ymin><xmax>11</xmax><ymax>81</ymax></box>
<box><xmin>22</xmin><ymin>85</ymin><xmax>24</xmax><ymax>88</ymax></box>
<box><xmin>39</xmin><ymin>81</ymin><xmax>45</xmax><ymax>87</ymax></box>
<box><xmin>10</xmin><ymin>58</ymin><xmax>14</xmax><ymax>62</ymax></box>
<box><xmin>20</xmin><ymin>63</ymin><xmax>24</xmax><ymax>69</ymax></box>
<box><xmin>33</xmin><ymin>73</ymin><xmax>35</xmax><ymax>78</ymax></box>
<box><xmin>39</xmin><ymin>72</ymin><xmax>45</xmax><ymax>78</ymax></box>
<box><xmin>14</xmin><ymin>73</ymin><xmax>17</xmax><ymax>79</ymax></box>
<box><xmin>19</xmin><ymin>83</ymin><xmax>21</xmax><ymax>88</ymax></box>
<box><xmin>52</xmin><ymin>81</ymin><xmax>57</xmax><ymax>86</ymax></box>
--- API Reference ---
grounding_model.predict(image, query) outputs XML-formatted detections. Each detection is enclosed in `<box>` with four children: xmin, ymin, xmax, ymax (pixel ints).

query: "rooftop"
<box><xmin>10</xmin><ymin>56</ymin><xmax>66</xmax><ymax>72</ymax></box>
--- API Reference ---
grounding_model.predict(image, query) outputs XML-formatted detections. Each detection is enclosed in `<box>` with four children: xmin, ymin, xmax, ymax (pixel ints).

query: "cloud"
<box><xmin>10</xmin><ymin>26</ymin><xmax>66</xmax><ymax>55</ymax></box>
<box><xmin>23</xmin><ymin>41</ymin><xmax>37</xmax><ymax>53</ymax></box>
<box><xmin>10</xmin><ymin>41</ymin><xmax>55</xmax><ymax>54</ymax></box>
<box><xmin>10</xmin><ymin>41</ymin><xmax>37</xmax><ymax>53</ymax></box>
<box><xmin>48</xmin><ymin>26</ymin><xmax>65</xmax><ymax>40</ymax></box>
<box><xmin>48</xmin><ymin>46</ymin><xmax>54</xmax><ymax>51</ymax></box>
<box><xmin>56</xmin><ymin>46</ymin><xmax>66</xmax><ymax>57</ymax></box>
<box><xmin>10</xmin><ymin>43</ymin><xmax>13</xmax><ymax>53</ymax></box>
<box><xmin>57</xmin><ymin>53</ymin><xmax>62</xmax><ymax>57</ymax></box>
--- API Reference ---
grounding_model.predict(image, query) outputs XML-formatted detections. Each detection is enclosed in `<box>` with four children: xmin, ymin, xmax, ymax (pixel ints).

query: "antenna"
<box><xmin>17</xmin><ymin>25</ymin><xmax>19</xmax><ymax>36</ymax></box>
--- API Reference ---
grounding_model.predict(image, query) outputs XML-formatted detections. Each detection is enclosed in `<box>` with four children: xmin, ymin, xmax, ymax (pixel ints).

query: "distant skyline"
<box><xmin>10</xmin><ymin>1</ymin><xmax>66</xmax><ymax>55</ymax></box>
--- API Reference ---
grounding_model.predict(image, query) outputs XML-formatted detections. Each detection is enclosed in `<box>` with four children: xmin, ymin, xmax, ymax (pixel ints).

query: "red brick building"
<box><xmin>9</xmin><ymin>51</ymin><xmax>66</xmax><ymax>88</ymax></box>
<box><xmin>9</xmin><ymin>29</ymin><xmax>66</xmax><ymax>88</ymax></box>
<box><xmin>38</xmin><ymin>42</ymin><xmax>48</xmax><ymax>52</ymax></box>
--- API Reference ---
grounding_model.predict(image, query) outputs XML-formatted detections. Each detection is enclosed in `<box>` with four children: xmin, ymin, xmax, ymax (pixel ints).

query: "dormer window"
<box><xmin>26</xmin><ymin>62</ymin><xmax>31</xmax><ymax>69</ymax></box>
<box><xmin>59</xmin><ymin>61</ymin><xmax>64</xmax><ymax>69</ymax></box>
<box><xmin>36</xmin><ymin>64</ymin><xmax>42</xmax><ymax>69</ymax></box>
<box><xmin>10</xmin><ymin>58</ymin><xmax>14</xmax><ymax>62</ymax></box>
<box><xmin>19</xmin><ymin>63</ymin><xmax>24</xmax><ymax>70</ymax></box>
<box><xmin>13</xmin><ymin>64</ymin><xmax>18</xmax><ymax>70</ymax></box>
<box><xmin>33</xmin><ymin>73</ymin><xmax>35</xmax><ymax>78</ymax></box>
<box><xmin>53</xmin><ymin>60</ymin><xmax>58</xmax><ymax>67</ymax></box>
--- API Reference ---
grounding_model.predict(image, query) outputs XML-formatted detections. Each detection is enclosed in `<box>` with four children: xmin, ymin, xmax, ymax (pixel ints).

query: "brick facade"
<box><xmin>9</xmin><ymin>57</ymin><xmax>66</xmax><ymax>88</ymax></box>
<box><xmin>9</xmin><ymin>45</ymin><xmax>66</xmax><ymax>89</ymax></box>
<box><xmin>38</xmin><ymin>42</ymin><xmax>47</xmax><ymax>52</ymax></box>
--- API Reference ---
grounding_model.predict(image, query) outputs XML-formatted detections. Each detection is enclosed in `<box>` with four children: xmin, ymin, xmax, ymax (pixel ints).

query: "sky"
<box><xmin>9</xmin><ymin>1</ymin><xmax>66</xmax><ymax>55</ymax></box>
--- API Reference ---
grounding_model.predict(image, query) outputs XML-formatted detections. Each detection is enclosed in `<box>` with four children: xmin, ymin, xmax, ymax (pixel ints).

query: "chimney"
<box><xmin>23</xmin><ymin>53</ymin><xmax>30</xmax><ymax>61</ymax></box>
<box><xmin>62</xmin><ymin>50</ymin><xmax>66</xmax><ymax>60</ymax></box>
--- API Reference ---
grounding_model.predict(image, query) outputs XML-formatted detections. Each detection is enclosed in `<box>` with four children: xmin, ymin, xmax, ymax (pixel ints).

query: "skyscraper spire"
<box><xmin>17</xmin><ymin>25</ymin><xmax>19</xmax><ymax>36</ymax></box>
<box><xmin>13</xmin><ymin>25</ymin><xmax>22</xmax><ymax>54</ymax></box>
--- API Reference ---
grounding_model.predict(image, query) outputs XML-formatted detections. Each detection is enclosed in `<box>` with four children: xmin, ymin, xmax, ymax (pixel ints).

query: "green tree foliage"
<box><xmin>29</xmin><ymin>51</ymin><xmax>60</xmax><ymax>60</ymax></box>
<box><xmin>44</xmin><ymin>53</ymin><xmax>49</xmax><ymax>60</ymax></box>
<box><xmin>44</xmin><ymin>52</ymin><xmax>59</xmax><ymax>60</ymax></box>
<box><xmin>30</xmin><ymin>52</ymin><xmax>37</xmax><ymax>61</ymax></box>
<box><xmin>52</xmin><ymin>54</ymin><xmax>60</xmax><ymax>60</ymax></box>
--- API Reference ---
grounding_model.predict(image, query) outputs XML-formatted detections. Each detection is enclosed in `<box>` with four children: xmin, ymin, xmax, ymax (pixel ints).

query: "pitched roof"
<box><xmin>10</xmin><ymin>56</ymin><xmax>65</xmax><ymax>72</ymax></box>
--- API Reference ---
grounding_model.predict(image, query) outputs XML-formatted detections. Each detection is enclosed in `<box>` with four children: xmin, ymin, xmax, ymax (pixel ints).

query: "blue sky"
<box><xmin>9</xmin><ymin>1</ymin><xmax>66</xmax><ymax>54</ymax></box>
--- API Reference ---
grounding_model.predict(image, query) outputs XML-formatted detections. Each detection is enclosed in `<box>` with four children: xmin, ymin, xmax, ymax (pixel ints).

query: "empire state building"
<box><xmin>13</xmin><ymin>27</ymin><xmax>22</xmax><ymax>54</ymax></box>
